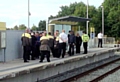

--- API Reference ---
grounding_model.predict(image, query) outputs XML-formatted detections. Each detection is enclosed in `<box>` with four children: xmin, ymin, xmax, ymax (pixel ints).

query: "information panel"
<box><xmin>0</xmin><ymin>31</ymin><xmax>6</xmax><ymax>48</ymax></box>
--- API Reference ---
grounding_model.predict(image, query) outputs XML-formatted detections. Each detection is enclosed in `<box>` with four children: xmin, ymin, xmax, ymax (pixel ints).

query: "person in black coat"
<box><xmin>53</xmin><ymin>31</ymin><xmax>59</xmax><ymax>58</ymax></box>
<box><xmin>67</xmin><ymin>30</ymin><xmax>71</xmax><ymax>54</ymax></box>
<box><xmin>31</xmin><ymin>32</ymin><xmax>37</xmax><ymax>60</ymax></box>
<box><xmin>35</xmin><ymin>32</ymin><xmax>40</xmax><ymax>59</ymax></box>
<box><xmin>68</xmin><ymin>31</ymin><xmax>76</xmax><ymax>56</ymax></box>
<box><xmin>76</xmin><ymin>33</ymin><xmax>82</xmax><ymax>54</ymax></box>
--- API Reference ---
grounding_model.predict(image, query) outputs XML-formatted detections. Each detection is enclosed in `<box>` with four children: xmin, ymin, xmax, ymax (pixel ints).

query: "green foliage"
<box><xmin>48</xmin><ymin>0</ymin><xmax>120</xmax><ymax>40</ymax></box>
<box><xmin>11</xmin><ymin>20</ymin><xmax>46</xmax><ymax>31</ymax></box>
<box><xmin>10</xmin><ymin>24</ymin><xmax>27</xmax><ymax>30</ymax></box>
<box><xmin>18</xmin><ymin>24</ymin><xmax>27</xmax><ymax>30</ymax></box>
<box><xmin>6</xmin><ymin>28</ymin><xmax>11</xmax><ymax>30</ymax></box>
<box><xmin>38</xmin><ymin>20</ymin><xmax>46</xmax><ymax>31</ymax></box>
<box><xmin>13</xmin><ymin>25</ymin><xmax>19</xmax><ymax>30</ymax></box>
<box><xmin>103</xmin><ymin>0</ymin><xmax>120</xmax><ymax>38</ymax></box>
<box><xmin>31</xmin><ymin>24</ymin><xmax>38</xmax><ymax>31</ymax></box>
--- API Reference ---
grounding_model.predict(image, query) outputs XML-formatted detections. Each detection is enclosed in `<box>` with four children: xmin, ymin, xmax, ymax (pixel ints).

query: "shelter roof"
<box><xmin>49</xmin><ymin>16</ymin><xmax>91</xmax><ymax>25</ymax></box>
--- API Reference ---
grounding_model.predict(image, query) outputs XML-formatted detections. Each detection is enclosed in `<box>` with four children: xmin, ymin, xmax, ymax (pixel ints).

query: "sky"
<box><xmin>0</xmin><ymin>0</ymin><xmax>104</xmax><ymax>28</ymax></box>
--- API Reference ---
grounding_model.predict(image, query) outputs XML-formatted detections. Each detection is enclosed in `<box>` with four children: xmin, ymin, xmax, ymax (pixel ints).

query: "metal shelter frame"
<box><xmin>47</xmin><ymin>16</ymin><xmax>91</xmax><ymax>34</ymax></box>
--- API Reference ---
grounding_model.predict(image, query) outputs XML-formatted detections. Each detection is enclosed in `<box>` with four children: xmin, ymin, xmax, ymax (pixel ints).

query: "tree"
<box><xmin>13</xmin><ymin>25</ymin><xmax>19</xmax><ymax>30</ymax></box>
<box><xmin>103</xmin><ymin>0</ymin><xmax>120</xmax><ymax>38</ymax></box>
<box><xmin>46</xmin><ymin>0</ymin><xmax>120</xmax><ymax>40</ymax></box>
<box><xmin>6</xmin><ymin>28</ymin><xmax>11</xmax><ymax>30</ymax></box>
<box><xmin>38</xmin><ymin>20</ymin><xmax>46</xmax><ymax>31</ymax></box>
<box><xmin>31</xmin><ymin>24</ymin><xmax>38</xmax><ymax>31</ymax></box>
<box><xmin>18</xmin><ymin>24</ymin><xmax>27</xmax><ymax>30</ymax></box>
<box><xmin>51</xmin><ymin>2</ymin><xmax>99</xmax><ymax>32</ymax></box>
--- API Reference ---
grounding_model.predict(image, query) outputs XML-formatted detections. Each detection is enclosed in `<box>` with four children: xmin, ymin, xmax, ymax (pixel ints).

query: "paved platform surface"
<box><xmin>0</xmin><ymin>48</ymin><xmax>116</xmax><ymax>73</ymax></box>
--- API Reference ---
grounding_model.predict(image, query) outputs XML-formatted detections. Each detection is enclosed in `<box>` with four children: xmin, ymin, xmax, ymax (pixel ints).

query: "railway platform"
<box><xmin>0</xmin><ymin>47</ymin><xmax>120</xmax><ymax>82</ymax></box>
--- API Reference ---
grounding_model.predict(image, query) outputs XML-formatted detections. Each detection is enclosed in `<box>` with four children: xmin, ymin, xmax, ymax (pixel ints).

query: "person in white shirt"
<box><xmin>97</xmin><ymin>31</ymin><xmax>103</xmax><ymax>48</ymax></box>
<box><xmin>58</xmin><ymin>30</ymin><xmax>68</xmax><ymax>58</ymax></box>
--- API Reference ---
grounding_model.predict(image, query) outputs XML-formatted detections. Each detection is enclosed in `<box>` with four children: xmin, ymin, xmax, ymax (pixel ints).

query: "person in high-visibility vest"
<box><xmin>82</xmin><ymin>31</ymin><xmax>89</xmax><ymax>54</ymax></box>
<box><xmin>21</xmin><ymin>29</ymin><xmax>31</xmax><ymax>62</ymax></box>
<box><xmin>39</xmin><ymin>32</ymin><xmax>50</xmax><ymax>62</ymax></box>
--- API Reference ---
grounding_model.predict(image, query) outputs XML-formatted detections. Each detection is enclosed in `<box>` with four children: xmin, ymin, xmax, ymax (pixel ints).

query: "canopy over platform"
<box><xmin>49</xmin><ymin>16</ymin><xmax>91</xmax><ymax>25</ymax></box>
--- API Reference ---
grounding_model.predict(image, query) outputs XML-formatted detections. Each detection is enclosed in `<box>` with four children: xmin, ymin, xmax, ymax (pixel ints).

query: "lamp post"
<box><xmin>28</xmin><ymin>0</ymin><xmax>30</xmax><ymax>29</ymax></box>
<box><xmin>46</xmin><ymin>19</ymin><xmax>49</xmax><ymax>34</ymax></box>
<box><xmin>86</xmin><ymin>0</ymin><xmax>89</xmax><ymax>34</ymax></box>
<box><xmin>101</xmin><ymin>6</ymin><xmax>104</xmax><ymax>36</ymax></box>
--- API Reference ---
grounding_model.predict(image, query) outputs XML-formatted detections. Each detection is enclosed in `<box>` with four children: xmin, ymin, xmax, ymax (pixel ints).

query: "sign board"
<box><xmin>0</xmin><ymin>22</ymin><xmax>6</xmax><ymax>31</ymax></box>
<box><xmin>0</xmin><ymin>31</ymin><xmax>6</xmax><ymax>48</ymax></box>
<box><xmin>90</xmin><ymin>27</ymin><xmax>95</xmax><ymax>33</ymax></box>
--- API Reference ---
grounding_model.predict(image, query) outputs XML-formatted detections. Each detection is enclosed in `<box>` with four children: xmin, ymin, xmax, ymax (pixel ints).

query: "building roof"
<box><xmin>49</xmin><ymin>16</ymin><xmax>91</xmax><ymax>25</ymax></box>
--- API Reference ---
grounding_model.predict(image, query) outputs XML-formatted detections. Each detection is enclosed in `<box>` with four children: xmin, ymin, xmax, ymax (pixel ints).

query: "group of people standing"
<box><xmin>21</xmin><ymin>29</ymin><xmax>90</xmax><ymax>63</ymax></box>
<box><xmin>21</xmin><ymin>29</ymin><xmax>42</xmax><ymax>62</ymax></box>
<box><xmin>68</xmin><ymin>31</ymin><xmax>90</xmax><ymax>55</ymax></box>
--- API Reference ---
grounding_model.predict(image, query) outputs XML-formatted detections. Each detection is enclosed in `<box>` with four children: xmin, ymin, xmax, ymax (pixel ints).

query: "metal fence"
<box><xmin>89</xmin><ymin>37</ymin><xmax>116</xmax><ymax>48</ymax></box>
<box><xmin>0</xmin><ymin>30</ymin><xmax>24</xmax><ymax>62</ymax></box>
<box><xmin>94</xmin><ymin>37</ymin><xmax>115</xmax><ymax>44</ymax></box>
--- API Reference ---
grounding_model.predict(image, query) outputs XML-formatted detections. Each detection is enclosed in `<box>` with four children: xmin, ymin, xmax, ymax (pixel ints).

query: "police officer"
<box><xmin>39</xmin><ymin>32</ymin><xmax>50</xmax><ymax>62</ymax></box>
<box><xmin>21</xmin><ymin>29</ymin><xmax>31</xmax><ymax>62</ymax></box>
<box><xmin>82</xmin><ymin>31</ymin><xmax>89</xmax><ymax>54</ymax></box>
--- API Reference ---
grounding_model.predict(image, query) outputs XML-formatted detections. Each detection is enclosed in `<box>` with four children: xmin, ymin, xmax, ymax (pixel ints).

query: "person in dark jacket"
<box><xmin>21</xmin><ymin>29</ymin><xmax>31</xmax><ymax>62</ymax></box>
<box><xmin>39</xmin><ymin>32</ymin><xmax>50</xmax><ymax>62</ymax></box>
<box><xmin>31</xmin><ymin>32</ymin><xmax>37</xmax><ymax>60</ymax></box>
<box><xmin>53</xmin><ymin>30</ymin><xmax>59</xmax><ymax>58</ymax></box>
<box><xmin>47</xmin><ymin>32</ymin><xmax>54</xmax><ymax>57</ymax></box>
<box><xmin>76</xmin><ymin>33</ymin><xmax>82</xmax><ymax>54</ymax></box>
<box><xmin>35</xmin><ymin>32</ymin><xmax>40</xmax><ymax>59</ymax></box>
<box><xmin>68</xmin><ymin>30</ymin><xmax>71</xmax><ymax>39</ymax></box>
<box><xmin>67</xmin><ymin>30</ymin><xmax>71</xmax><ymax>54</ymax></box>
<box><xmin>68</xmin><ymin>31</ymin><xmax>76</xmax><ymax>56</ymax></box>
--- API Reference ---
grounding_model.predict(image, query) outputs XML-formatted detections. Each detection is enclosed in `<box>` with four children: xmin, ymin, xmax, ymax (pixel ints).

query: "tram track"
<box><xmin>90</xmin><ymin>65</ymin><xmax>120</xmax><ymax>82</ymax></box>
<box><xmin>62</xmin><ymin>56</ymin><xmax>120</xmax><ymax>82</ymax></box>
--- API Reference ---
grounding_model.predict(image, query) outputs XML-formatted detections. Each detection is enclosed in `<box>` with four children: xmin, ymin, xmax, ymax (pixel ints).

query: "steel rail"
<box><xmin>62</xmin><ymin>58</ymin><xmax>120</xmax><ymax>82</ymax></box>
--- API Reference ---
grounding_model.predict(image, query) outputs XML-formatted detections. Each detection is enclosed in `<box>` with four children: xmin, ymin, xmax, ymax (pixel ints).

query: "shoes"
<box><xmin>27</xmin><ymin>58</ymin><xmax>30</xmax><ymax>60</ymax></box>
<box><xmin>39</xmin><ymin>60</ymin><xmax>43</xmax><ymax>63</ymax></box>
<box><xmin>83</xmin><ymin>53</ymin><xmax>87</xmax><ymax>54</ymax></box>
<box><xmin>31</xmin><ymin>58</ymin><xmax>35</xmax><ymax>60</ymax></box>
<box><xmin>24</xmin><ymin>61</ymin><xmax>29</xmax><ymax>63</ymax></box>
<box><xmin>47</xmin><ymin>60</ymin><xmax>50</xmax><ymax>62</ymax></box>
<box><xmin>56</xmin><ymin>57</ymin><xmax>60</xmax><ymax>58</ymax></box>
